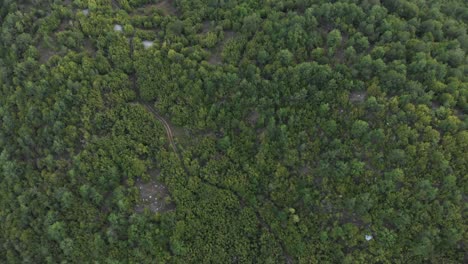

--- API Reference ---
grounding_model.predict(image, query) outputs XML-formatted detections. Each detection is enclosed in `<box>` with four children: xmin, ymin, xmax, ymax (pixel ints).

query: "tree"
<box><xmin>327</xmin><ymin>29</ymin><xmax>342</xmax><ymax>55</ymax></box>
<box><xmin>277</xmin><ymin>49</ymin><xmax>293</xmax><ymax>65</ymax></box>
<box><xmin>351</xmin><ymin>120</ymin><xmax>369</xmax><ymax>138</ymax></box>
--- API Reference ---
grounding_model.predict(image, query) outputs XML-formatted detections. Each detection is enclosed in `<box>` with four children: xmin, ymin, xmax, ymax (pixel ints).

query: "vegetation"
<box><xmin>0</xmin><ymin>0</ymin><xmax>466</xmax><ymax>263</ymax></box>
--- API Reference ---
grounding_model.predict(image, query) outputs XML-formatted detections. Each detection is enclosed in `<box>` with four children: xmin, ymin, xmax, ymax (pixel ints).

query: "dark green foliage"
<box><xmin>0</xmin><ymin>0</ymin><xmax>466</xmax><ymax>263</ymax></box>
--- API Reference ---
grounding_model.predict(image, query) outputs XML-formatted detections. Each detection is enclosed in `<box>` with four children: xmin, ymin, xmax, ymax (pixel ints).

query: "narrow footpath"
<box><xmin>129</xmin><ymin>34</ymin><xmax>291</xmax><ymax>263</ymax></box>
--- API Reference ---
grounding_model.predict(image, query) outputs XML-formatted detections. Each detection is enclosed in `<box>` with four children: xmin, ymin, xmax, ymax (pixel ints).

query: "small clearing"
<box><xmin>155</xmin><ymin>0</ymin><xmax>178</xmax><ymax>16</ymax></box>
<box><xmin>224</xmin><ymin>30</ymin><xmax>236</xmax><ymax>40</ymax></box>
<box><xmin>134</xmin><ymin>177</ymin><xmax>175</xmax><ymax>213</ymax></box>
<box><xmin>299</xmin><ymin>166</ymin><xmax>310</xmax><ymax>176</ymax></box>
<box><xmin>38</xmin><ymin>43</ymin><xmax>57</xmax><ymax>64</ymax></box>
<box><xmin>114</xmin><ymin>24</ymin><xmax>123</xmax><ymax>32</ymax></box>
<box><xmin>57</xmin><ymin>19</ymin><xmax>71</xmax><ymax>32</ymax></box>
<box><xmin>349</xmin><ymin>91</ymin><xmax>367</xmax><ymax>103</ymax></box>
<box><xmin>202</xmin><ymin>21</ymin><xmax>212</xmax><ymax>33</ymax></box>
<box><xmin>208</xmin><ymin>53</ymin><xmax>222</xmax><ymax>65</ymax></box>
<box><xmin>142</xmin><ymin>40</ymin><xmax>154</xmax><ymax>49</ymax></box>
<box><xmin>83</xmin><ymin>39</ymin><xmax>96</xmax><ymax>56</ymax></box>
<box><xmin>454</xmin><ymin>108</ymin><xmax>465</xmax><ymax>119</ymax></box>
<box><xmin>111</xmin><ymin>0</ymin><xmax>120</xmax><ymax>9</ymax></box>
<box><xmin>132</xmin><ymin>4</ymin><xmax>159</xmax><ymax>16</ymax></box>
<box><xmin>335</xmin><ymin>33</ymin><xmax>349</xmax><ymax>63</ymax></box>
<box><xmin>207</xmin><ymin>30</ymin><xmax>236</xmax><ymax>65</ymax></box>
<box><xmin>246</xmin><ymin>110</ymin><xmax>260</xmax><ymax>126</ymax></box>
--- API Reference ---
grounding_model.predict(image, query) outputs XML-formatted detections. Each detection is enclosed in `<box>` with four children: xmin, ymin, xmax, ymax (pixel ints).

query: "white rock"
<box><xmin>365</xmin><ymin>235</ymin><xmax>373</xmax><ymax>241</ymax></box>
<box><xmin>143</xmin><ymin>40</ymin><xmax>154</xmax><ymax>49</ymax></box>
<box><xmin>114</xmin><ymin>24</ymin><xmax>123</xmax><ymax>32</ymax></box>
<box><xmin>82</xmin><ymin>9</ymin><xmax>89</xmax><ymax>16</ymax></box>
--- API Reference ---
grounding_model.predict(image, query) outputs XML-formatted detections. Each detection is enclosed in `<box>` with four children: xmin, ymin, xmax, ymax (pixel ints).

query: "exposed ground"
<box><xmin>83</xmin><ymin>39</ymin><xmax>96</xmax><ymax>56</ymax></box>
<box><xmin>299</xmin><ymin>165</ymin><xmax>310</xmax><ymax>176</ymax></box>
<box><xmin>246</xmin><ymin>110</ymin><xmax>260</xmax><ymax>126</ymax></box>
<box><xmin>431</xmin><ymin>101</ymin><xmax>441</xmax><ymax>110</ymax></box>
<box><xmin>207</xmin><ymin>30</ymin><xmax>236</xmax><ymax>65</ymax></box>
<box><xmin>208</xmin><ymin>53</ymin><xmax>222</xmax><ymax>65</ymax></box>
<box><xmin>224</xmin><ymin>30</ymin><xmax>236</xmax><ymax>40</ymax></box>
<box><xmin>132</xmin><ymin>4</ymin><xmax>159</xmax><ymax>16</ymax></box>
<box><xmin>349</xmin><ymin>91</ymin><xmax>367</xmax><ymax>103</ymax></box>
<box><xmin>202</xmin><ymin>21</ymin><xmax>212</xmax><ymax>33</ymax></box>
<box><xmin>38</xmin><ymin>42</ymin><xmax>57</xmax><ymax>64</ymax></box>
<box><xmin>156</xmin><ymin>0</ymin><xmax>178</xmax><ymax>16</ymax></box>
<box><xmin>111</xmin><ymin>0</ymin><xmax>120</xmax><ymax>9</ymax></box>
<box><xmin>134</xmin><ymin>177</ymin><xmax>175</xmax><ymax>213</ymax></box>
<box><xmin>57</xmin><ymin>19</ymin><xmax>71</xmax><ymax>32</ymax></box>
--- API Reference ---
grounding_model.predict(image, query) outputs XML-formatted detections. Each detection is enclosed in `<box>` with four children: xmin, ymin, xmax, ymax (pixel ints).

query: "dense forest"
<box><xmin>0</xmin><ymin>0</ymin><xmax>467</xmax><ymax>263</ymax></box>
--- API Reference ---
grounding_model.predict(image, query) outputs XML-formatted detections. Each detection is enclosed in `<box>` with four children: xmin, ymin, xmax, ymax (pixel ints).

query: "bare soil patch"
<box><xmin>38</xmin><ymin>45</ymin><xmax>57</xmax><ymax>64</ymax></box>
<box><xmin>57</xmin><ymin>19</ymin><xmax>71</xmax><ymax>32</ymax></box>
<box><xmin>299</xmin><ymin>166</ymin><xmax>310</xmax><ymax>176</ymax></box>
<box><xmin>206</xmin><ymin>30</ymin><xmax>236</xmax><ymax>65</ymax></box>
<box><xmin>156</xmin><ymin>0</ymin><xmax>178</xmax><ymax>16</ymax></box>
<box><xmin>202</xmin><ymin>21</ymin><xmax>212</xmax><ymax>33</ymax></box>
<box><xmin>339</xmin><ymin>209</ymin><xmax>366</xmax><ymax>228</ymax></box>
<box><xmin>454</xmin><ymin>107</ymin><xmax>465</xmax><ymax>119</ymax></box>
<box><xmin>349</xmin><ymin>91</ymin><xmax>367</xmax><ymax>103</ymax></box>
<box><xmin>224</xmin><ymin>30</ymin><xmax>236</xmax><ymax>40</ymax></box>
<box><xmin>246</xmin><ymin>110</ymin><xmax>260</xmax><ymax>126</ymax></box>
<box><xmin>335</xmin><ymin>33</ymin><xmax>348</xmax><ymax>63</ymax></box>
<box><xmin>111</xmin><ymin>0</ymin><xmax>120</xmax><ymax>9</ymax></box>
<box><xmin>83</xmin><ymin>39</ymin><xmax>96</xmax><ymax>56</ymax></box>
<box><xmin>134</xmin><ymin>176</ymin><xmax>175</xmax><ymax>213</ymax></box>
<box><xmin>208</xmin><ymin>53</ymin><xmax>222</xmax><ymax>65</ymax></box>
<box><xmin>132</xmin><ymin>4</ymin><xmax>159</xmax><ymax>15</ymax></box>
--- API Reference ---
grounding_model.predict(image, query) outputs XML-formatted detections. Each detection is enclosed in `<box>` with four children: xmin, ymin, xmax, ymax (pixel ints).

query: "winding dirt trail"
<box><xmin>128</xmin><ymin>33</ymin><xmax>291</xmax><ymax>263</ymax></box>
<box><xmin>139</xmin><ymin>102</ymin><xmax>292</xmax><ymax>263</ymax></box>
<box><xmin>142</xmin><ymin>103</ymin><xmax>177</xmax><ymax>153</ymax></box>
